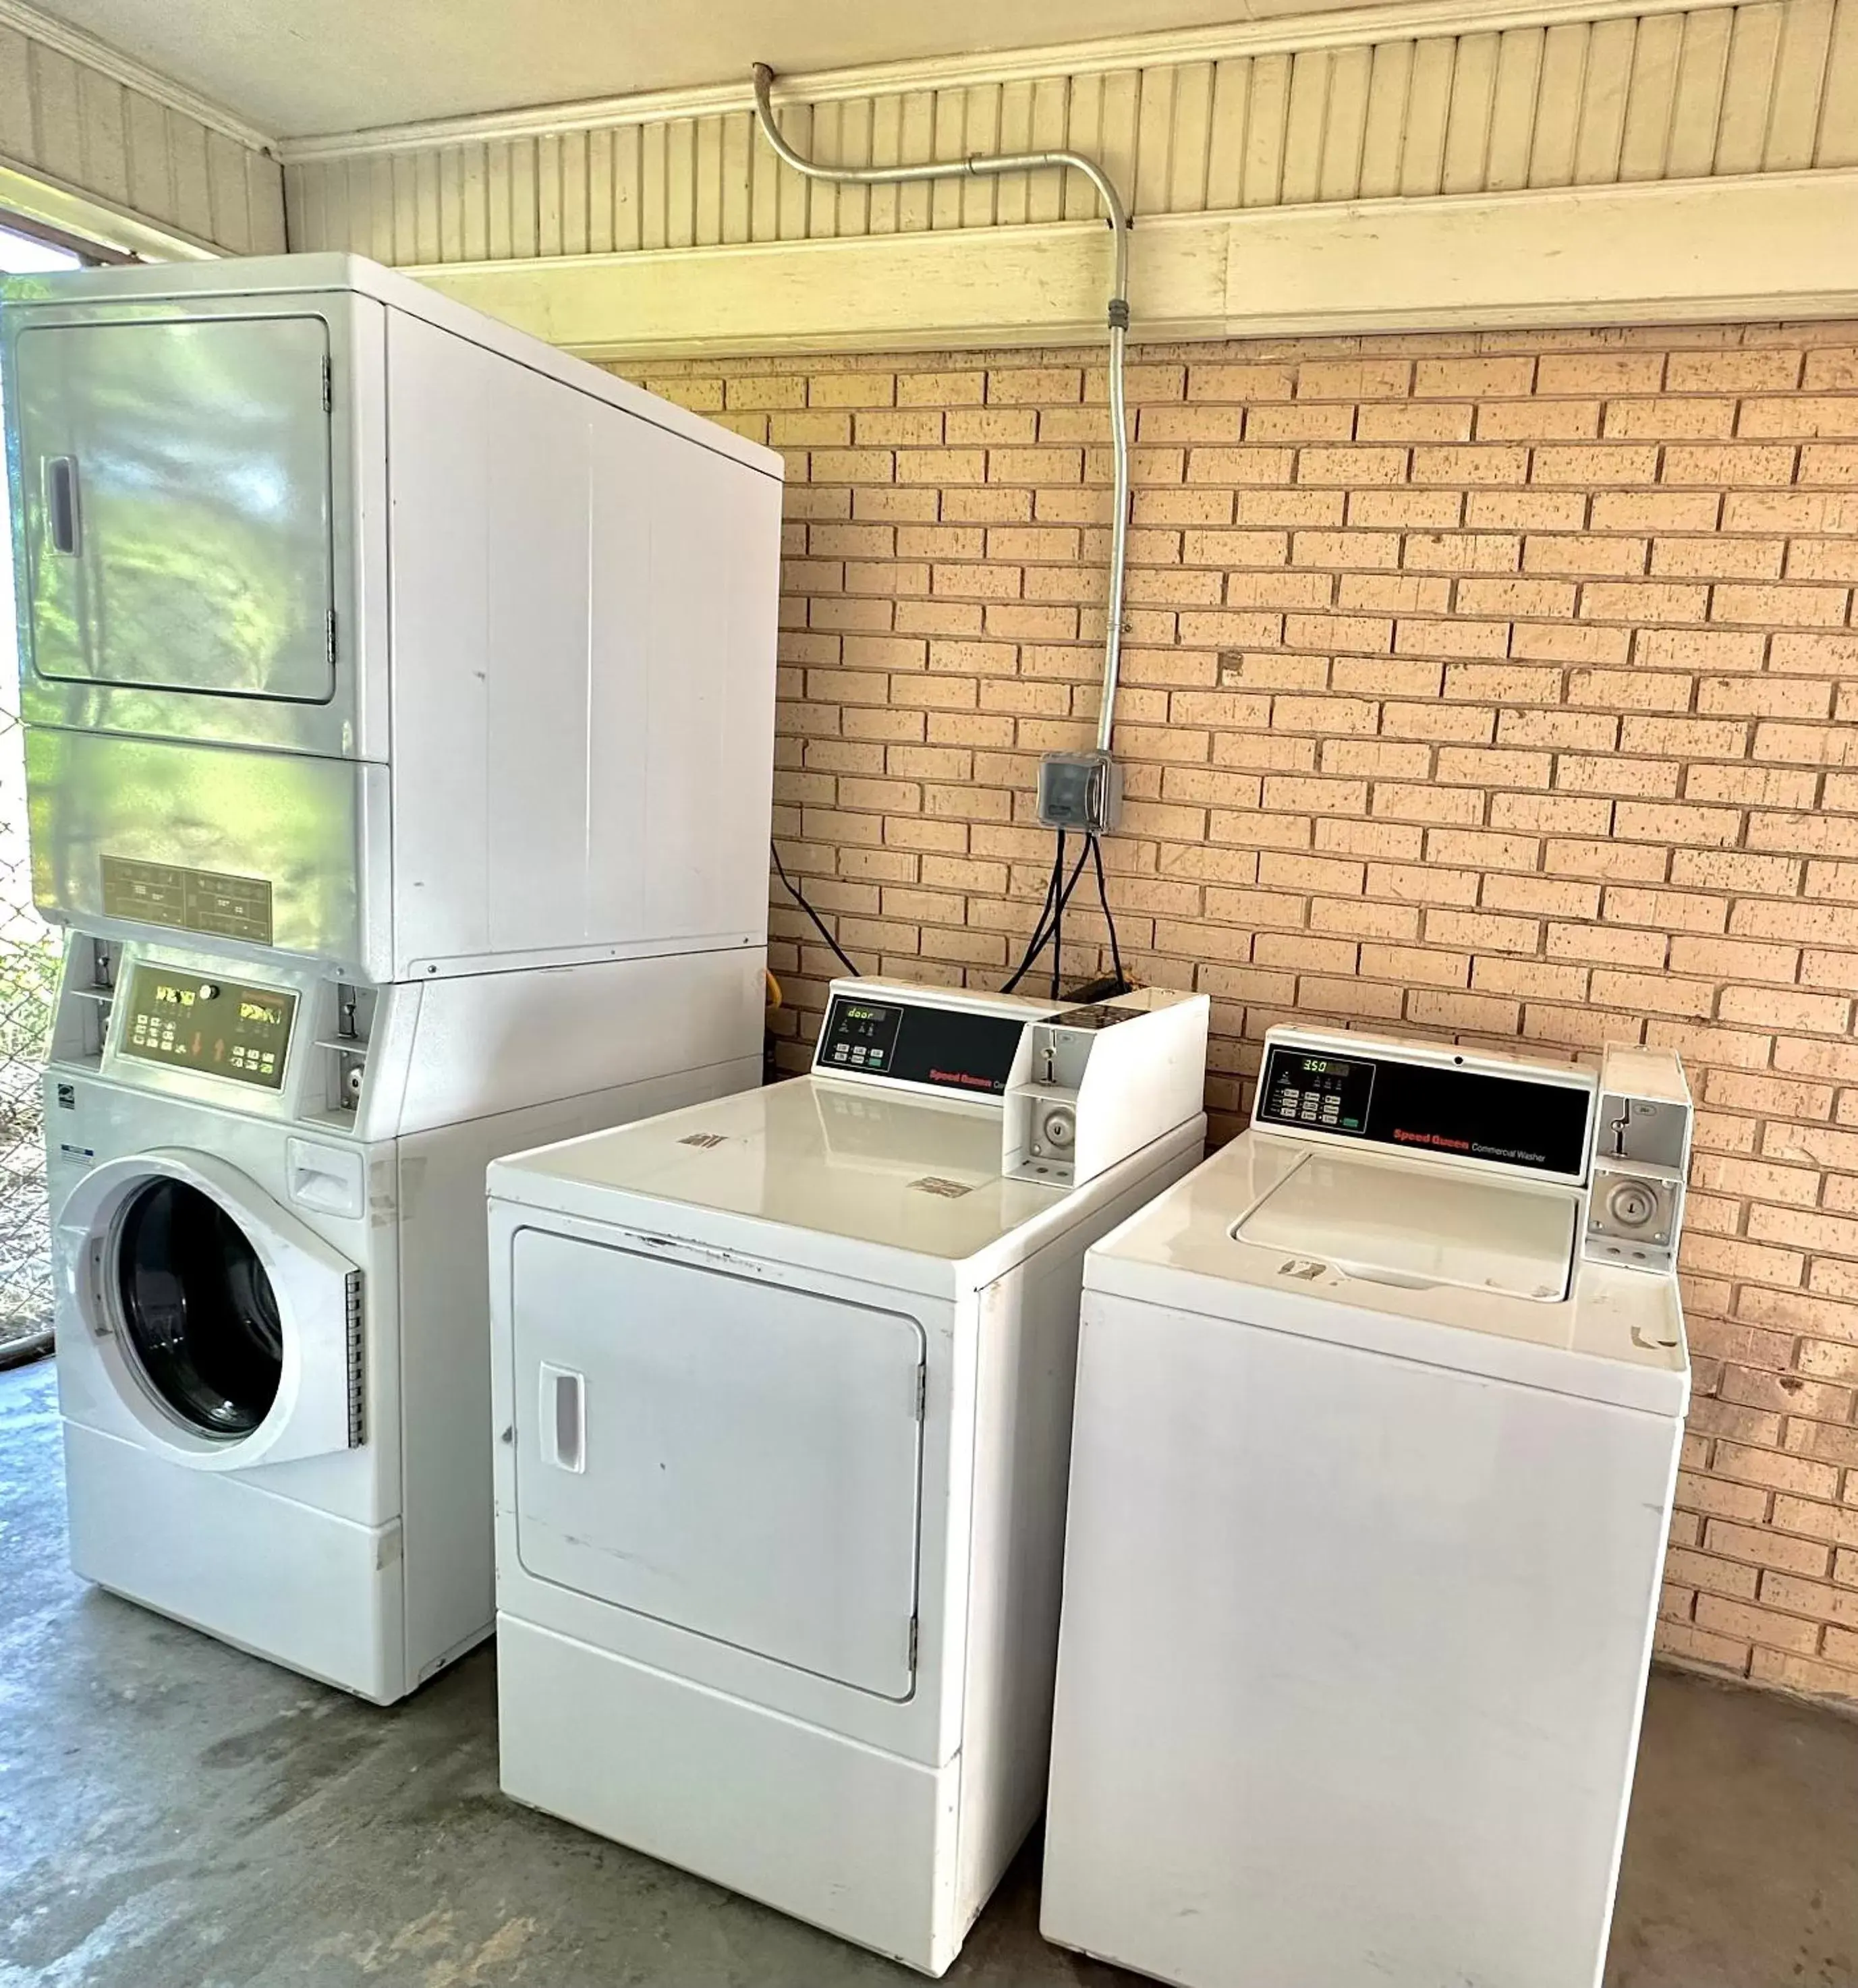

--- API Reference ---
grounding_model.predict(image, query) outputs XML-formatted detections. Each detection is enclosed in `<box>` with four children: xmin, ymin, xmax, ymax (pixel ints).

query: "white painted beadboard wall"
<box><xmin>279</xmin><ymin>0</ymin><xmax>1858</xmax><ymax>263</ymax></box>
<box><xmin>0</xmin><ymin>3</ymin><xmax>283</xmax><ymax>254</ymax></box>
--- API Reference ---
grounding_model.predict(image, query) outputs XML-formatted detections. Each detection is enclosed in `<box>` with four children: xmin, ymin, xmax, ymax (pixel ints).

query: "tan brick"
<box><xmin>1298</xmin><ymin>445</ymin><xmax>1411</xmax><ymax>485</ymax></box>
<box><xmin>1187</xmin><ymin>362</ymin><xmax>1297</xmax><ymax>401</ymax></box>
<box><xmin>896</xmin><ymin>368</ymin><xmax>985</xmax><ymax>406</ymax></box>
<box><xmin>1536</xmin><ymin>352</ymin><xmax>1667</xmax><ymax>395</ymax></box>
<box><xmin>1592</xmin><ymin>490</ymin><xmax>1723</xmax><ymax>532</ymax></box>
<box><xmin>1356</xmin><ymin>403</ymin><xmax>1475</xmax><ymax>442</ymax></box>
<box><xmin>1606</xmin><ymin>397</ymin><xmax>1737</xmax><ymax>438</ymax></box>
<box><xmin>1663</xmin><ymin>443</ymin><xmax>1798</xmax><ymax>486</ymax></box>
<box><xmin>1477</xmin><ymin>400</ymin><xmax>1602</xmax><ymax>441</ymax></box>
<box><xmin>1532</xmin><ymin>443</ymin><xmax>1661</xmax><ymax>485</ymax></box>
<box><xmin>1651</xmin><ymin>536</ymin><xmax>1786</xmax><ymax>579</ymax></box>
<box><xmin>1455</xmin><ymin>575</ymin><xmax>1578</xmax><ymax>618</ymax></box>
<box><xmin>1415</xmin><ymin>356</ymin><xmax>1536</xmax><ymax>397</ymax></box>
<box><xmin>1693</xmin><ymin>1595</ymin><xmax>1825</xmax><ymax>1655</ymax></box>
<box><xmin>1467</xmin><ymin>490</ymin><xmax>1588</xmax><ymax>530</ymax></box>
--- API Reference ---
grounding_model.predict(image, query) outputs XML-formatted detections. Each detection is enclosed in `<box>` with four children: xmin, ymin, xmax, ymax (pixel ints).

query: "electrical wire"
<box><xmin>1003</xmin><ymin>837</ymin><xmax>1065</xmax><ymax>996</ymax></box>
<box><xmin>1003</xmin><ymin>834</ymin><xmax>1092</xmax><ymax>996</ymax></box>
<box><xmin>770</xmin><ymin>839</ymin><xmax>859</xmax><ymax>977</ymax></box>
<box><xmin>1090</xmin><ymin>834</ymin><xmax>1126</xmax><ymax>994</ymax></box>
<box><xmin>751</xmin><ymin>62</ymin><xmax>1130</xmax><ymax>757</ymax></box>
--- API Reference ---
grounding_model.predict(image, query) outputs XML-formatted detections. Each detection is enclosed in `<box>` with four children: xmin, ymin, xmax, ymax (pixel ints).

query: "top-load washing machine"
<box><xmin>7</xmin><ymin>254</ymin><xmax>785</xmax><ymax>1699</ymax></box>
<box><xmin>1042</xmin><ymin>1026</ymin><xmax>1693</xmax><ymax>1988</ymax></box>
<box><xmin>484</xmin><ymin>977</ymin><xmax>1211</xmax><ymax>1974</ymax></box>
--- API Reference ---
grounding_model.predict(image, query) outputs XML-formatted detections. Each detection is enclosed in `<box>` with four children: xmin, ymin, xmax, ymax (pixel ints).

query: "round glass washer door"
<box><xmin>114</xmin><ymin>1178</ymin><xmax>284</xmax><ymax>1438</ymax></box>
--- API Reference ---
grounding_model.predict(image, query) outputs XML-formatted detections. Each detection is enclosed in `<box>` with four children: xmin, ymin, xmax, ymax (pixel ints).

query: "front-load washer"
<box><xmin>1042</xmin><ymin>1026</ymin><xmax>1693</xmax><ymax>1988</ymax></box>
<box><xmin>48</xmin><ymin>930</ymin><xmax>763</xmax><ymax>1704</ymax></box>
<box><xmin>486</xmin><ymin>977</ymin><xmax>1211</xmax><ymax>1975</ymax></box>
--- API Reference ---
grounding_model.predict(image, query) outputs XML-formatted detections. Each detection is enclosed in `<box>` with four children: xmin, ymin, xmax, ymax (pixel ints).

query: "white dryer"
<box><xmin>486</xmin><ymin>978</ymin><xmax>1210</xmax><ymax>1975</ymax></box>
<box><xmin>1042</xmin><ymin>1027</ymin><xmax>1693</xmax><ymax>1988</ymax></box>
<box><xmin>48</xmin><ymin>935</ymin><xmax>762</xmax><ymax>1704</ymax></box>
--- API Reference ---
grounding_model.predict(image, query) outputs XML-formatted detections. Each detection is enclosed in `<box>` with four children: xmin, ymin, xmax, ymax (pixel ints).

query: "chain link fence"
<box><xmin>0</xmin><ymin>700</ymin><xmax>54</xmax><ymax>1362</ymax></box>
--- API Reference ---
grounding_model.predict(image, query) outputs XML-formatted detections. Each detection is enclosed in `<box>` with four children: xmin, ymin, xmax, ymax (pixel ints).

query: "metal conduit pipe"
<box><xmin>750</xmin><ymin>62</ymin><xmax>1131</xmax><ymax>758</ymax></box>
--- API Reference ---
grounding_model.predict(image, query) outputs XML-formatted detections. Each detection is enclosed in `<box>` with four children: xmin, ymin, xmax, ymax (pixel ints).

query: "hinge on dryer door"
<box><xmin>321</xmin><ymin>353</ymin><xmax>333</xmax><ymax>413</ymax></box>
<box><xmin>345</xmin><ymin>1270</ymin><xmax>365</xmax><ymax>1446</ymax></box>
<box><xmin>913</xmin><ymin>1363</ymin><xmax>926</xmax><ymax>1422</ymax></box>
<box><xmin>907</xmin><ymin>1616</ymin><xmax>919</xmax><ymax>1672</ymax></box>
<box><xmin>325</xmin><ymin>608</ymin><xmax>337</xmax><ymax>669</ymax></box>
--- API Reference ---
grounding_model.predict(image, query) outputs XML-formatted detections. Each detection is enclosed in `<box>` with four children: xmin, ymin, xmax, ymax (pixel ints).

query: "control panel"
<box><xmin>816</xmin><ymin>992</ymin><xmax>1026</xmax><ymax>1097</ymax></box>
<box><xmin>117</xmin><ymin>964</ymin><xmax>297</xmax><ymax>1091</ymax></box>
<box><xmin>1262</xmin><ymin>1050</ymin><xmax>1375</xmax><ymax>1137</ymax></box>
<box><xmin>1254</xmin><ymin>1033</ymin><xmax>1594</xmax><ymax>1183</ymax></box>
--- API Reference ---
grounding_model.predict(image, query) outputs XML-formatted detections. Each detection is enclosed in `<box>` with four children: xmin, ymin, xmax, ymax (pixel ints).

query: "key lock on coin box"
<box><xmin>1001</xmin><ymin>1001</ymin><xmax>1197</xmax><ymax>1190</ymax></box>
<box><xmin>1583</xmin><ymin>1046</ymin><xmax>1693</xmax><ymax>1276</ymax></box>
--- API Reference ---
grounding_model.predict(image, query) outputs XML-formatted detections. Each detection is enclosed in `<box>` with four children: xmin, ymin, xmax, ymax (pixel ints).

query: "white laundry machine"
<box><xmin>45</xmin><ymin>934</ymin><xmax>762</xmax><ymax>1704</ymax></box>
<box><xmin>1042</xmin><ymin>1027</ymin><xmax>1693</xmax><ymax>1988</ymax></box>
<box><xmin>3</xmin><ymin>252</ymin><xmax>782</xmax><ymax>977</ymax></box>
<box><xmin>486</xmin><ymin>978</ymin><xmax>1211</xmax><ymax>1975</ymax></box>
<box><xmin>8</xmin><ymin>253</ymin><xmax>785</xmax><ymax>1699</ymax></box>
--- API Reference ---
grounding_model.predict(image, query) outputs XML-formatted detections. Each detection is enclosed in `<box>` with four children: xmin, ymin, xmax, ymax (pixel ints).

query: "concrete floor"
<box><xmin>3</xmin><ymin>1359</ymin><xmax>1855</xmax><ymax>1988</ymax></box>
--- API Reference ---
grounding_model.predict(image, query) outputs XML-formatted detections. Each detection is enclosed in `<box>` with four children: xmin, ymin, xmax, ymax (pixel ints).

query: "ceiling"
<box><xmin>26</xmin><ymin>0</ymin><xmax>1392</xmax><ymax>140</ymax></box>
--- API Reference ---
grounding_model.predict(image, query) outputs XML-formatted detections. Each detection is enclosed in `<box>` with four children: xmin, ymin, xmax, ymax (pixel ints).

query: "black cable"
<box><xmin>770</xmin><ymin>839</ymin><xmax>859</xmax><ymax>977</ymax></box>
<box><xmin>1052</xmin><ymin>836</ymin><xmax>1065</xmax><ymax>1000</ymax></box>
<box><xmin>1090</xmin><ymin>834</ymin><xmax>1126</xmax><ymax>993</ymax></box>
<box><xmin>1002</xmin><ymin>836</ymin><xmax>1065</xmax><ymax>995</ymax></box>
<box><xmin>1005</xmin><ymin>833</ymin><xmax>1092</xmax><ymax>996</ymax></box>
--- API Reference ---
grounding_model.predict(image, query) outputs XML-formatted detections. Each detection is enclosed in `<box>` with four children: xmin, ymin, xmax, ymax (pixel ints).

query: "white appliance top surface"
<box><xmin>490</xmin><ymin>1076</ymin><xmax>1074</xmax><ymax>1270</ymax></box>
<box><xmin>1090</xmin><ymin>1131</ymin><xmax>1689</xmax><ymax>1415</ymax></box>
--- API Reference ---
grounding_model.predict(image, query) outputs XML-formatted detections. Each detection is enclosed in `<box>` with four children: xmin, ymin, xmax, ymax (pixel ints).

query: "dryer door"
<box><xmin>510</xmin><ymin>1229</ymin><xmax>926</xmax><ymax>1700</ymax></box>
<box><xmin>55</xmin><ymin>1149</ymin><xmax>361</xmax><ymax>1471</ymax></box>
<box><xmin>12</xmin><ymin>314</ymin><xmax>335</xmax><ymax>706</ymax></box>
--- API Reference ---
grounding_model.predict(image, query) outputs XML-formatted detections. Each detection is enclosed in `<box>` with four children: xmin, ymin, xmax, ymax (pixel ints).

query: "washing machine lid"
<box><xmin>488</xmin><ymin>1076</ymin><xmax>1069</xmax><ymax>1291</ymax></box>
<box><xmin>1233</xmin><ymin>1152</ymin><xmax>1580</xmax><ymax>1303</ymax></box>
<box><xmin>1087</xmin><ymin>1133</ymin><xmax>1688</xmax><ymax>1416</ymax></box>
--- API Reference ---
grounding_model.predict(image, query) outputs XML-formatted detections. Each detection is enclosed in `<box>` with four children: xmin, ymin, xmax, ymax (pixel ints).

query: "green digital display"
<box><xmin>119</xmin><ymin>965</ymin><xmax>297</xmax><ymax>1091</ymax></box>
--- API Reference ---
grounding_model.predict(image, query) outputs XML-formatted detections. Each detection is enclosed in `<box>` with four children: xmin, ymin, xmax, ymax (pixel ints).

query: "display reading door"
<box><xmin>12</xmin><ymin>316</ymin><xmax>335</xmax><ymax>704</ymax></box>
<box><xmin>511</xmin><ymin>1232</ymin><xmax>925</xmax><ymax>1699</ymax></box>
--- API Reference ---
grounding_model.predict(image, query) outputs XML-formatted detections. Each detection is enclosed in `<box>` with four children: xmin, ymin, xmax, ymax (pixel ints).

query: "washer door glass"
<box><xmin>115</xmin><ymin>1180</ymin><xmax>284</xmax><ymax>1437</ymax></box>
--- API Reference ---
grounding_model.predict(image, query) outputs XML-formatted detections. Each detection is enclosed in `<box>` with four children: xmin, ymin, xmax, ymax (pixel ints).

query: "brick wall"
<box><xmin>624</xmin><ymin>325</ymin><xmax>1858</xmax><ymax>1707</ymax></box>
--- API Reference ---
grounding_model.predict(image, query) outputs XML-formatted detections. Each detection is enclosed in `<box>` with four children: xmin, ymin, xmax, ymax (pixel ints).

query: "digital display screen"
<box><xmin>818</xmin><ymin>995</ymin><xmax>1026</xmax><ymax>1096</ymax></box>
<box><xmin>119</xmin><ymin>965</ymin><xmax>297</xmax><ymax>1091</ymax></box>
<box><xmin>1258</xmin><ymin>1043</ymin><xmax>1591</xmax><ymax>1176</ymax></box>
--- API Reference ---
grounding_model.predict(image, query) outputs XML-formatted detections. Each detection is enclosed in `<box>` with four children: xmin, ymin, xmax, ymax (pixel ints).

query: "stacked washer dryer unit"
<box><xmin>4</xmin><ymin>254</ymin><xmax>783</xmax><ymax>1703</ymax></box>
<box><xmin>1042</xmin><ymin>1025</ymin><xmax>1694</xmax><ymax>1988</ymax></box>
<box><xmin>486</xmin><ymin>977</ymin><xmax>1210</xmax><ymax>1975</ymax></box>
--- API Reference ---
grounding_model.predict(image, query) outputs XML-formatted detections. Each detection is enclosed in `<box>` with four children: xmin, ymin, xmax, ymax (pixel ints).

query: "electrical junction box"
<box><xmin>1037</xmin><ymin>750</ymin><xmax>1123</xmax><ymax>833</ymax></box>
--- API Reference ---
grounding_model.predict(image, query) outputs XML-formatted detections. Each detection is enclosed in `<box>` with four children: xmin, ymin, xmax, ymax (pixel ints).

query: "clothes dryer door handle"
<box><xmin>44</xmin><ymin>456</ymin><xmax>80</xmax><ymax>555</ymax></box>
<box><xmin>539</xmin><ymin>1363</ymin><xmax>586</xmax><ymax>1473</ymax></box>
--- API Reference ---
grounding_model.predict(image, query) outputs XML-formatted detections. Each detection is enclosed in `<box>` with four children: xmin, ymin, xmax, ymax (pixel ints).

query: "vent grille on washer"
<box><xmin>345</xmin><ymin>1270</ymin><xmax>365</xmax><ymax>1447</ymax></box>
<box><xmin>911</xmin><ymin>1176</ymin><xmax>974</xmax><ymax>1199</ymax></box>
<box><xmin>679</xmin><ymin>1132</ymin><xmax>727</xmax><ymax>1149</ymax></box>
